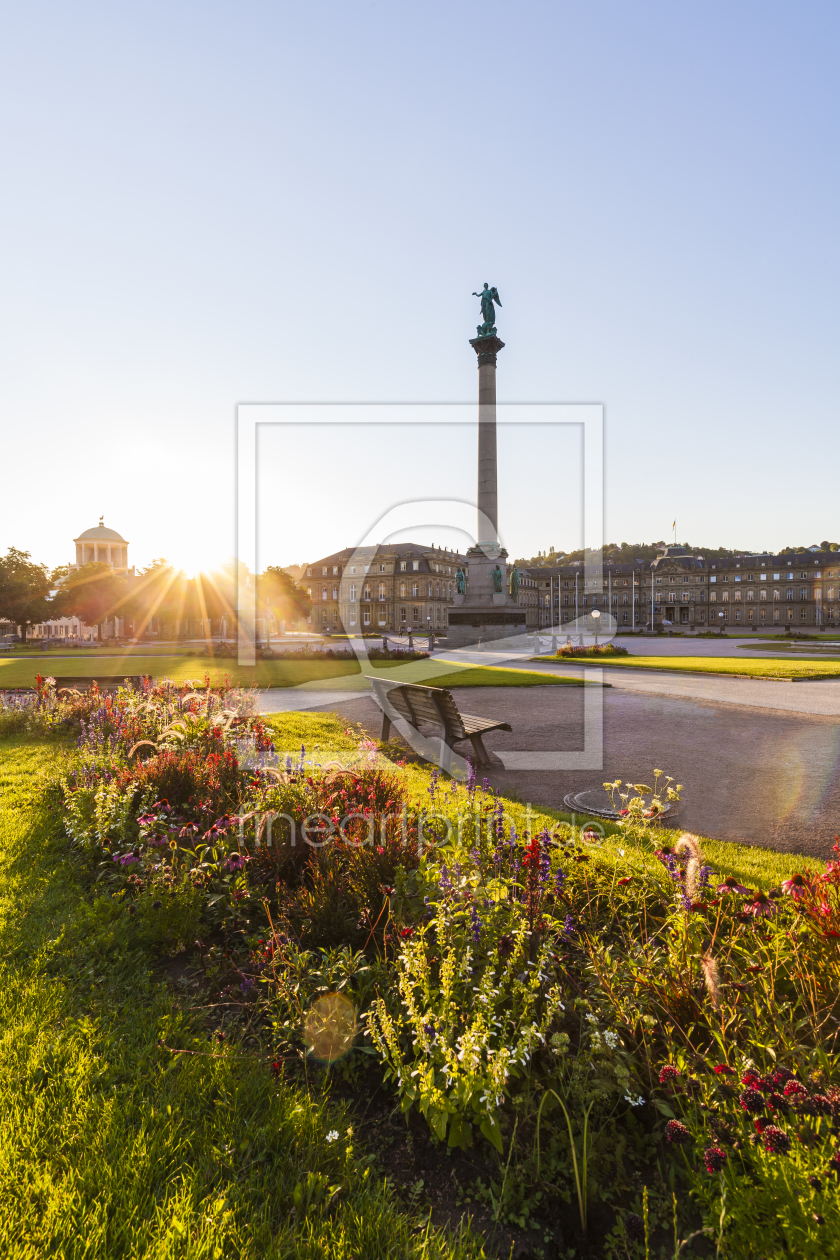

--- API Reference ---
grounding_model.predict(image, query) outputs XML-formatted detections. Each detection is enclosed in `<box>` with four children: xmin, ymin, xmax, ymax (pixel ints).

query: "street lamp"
<box><xmin>591</xmin><ymin>607</ymin><xmax>601</xmax><ymax>648</ymax></box>
<box><xmin>718</xmin><ymin>610</ymin><xmax>725</xmax><ymax>637</ymax></box>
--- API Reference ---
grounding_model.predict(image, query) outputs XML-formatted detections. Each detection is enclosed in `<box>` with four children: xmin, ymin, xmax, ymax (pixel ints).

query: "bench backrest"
<box><xmin>369</xmin><ymin>678</ymin><xmax>466</xmax><ymax>740</ymax></box>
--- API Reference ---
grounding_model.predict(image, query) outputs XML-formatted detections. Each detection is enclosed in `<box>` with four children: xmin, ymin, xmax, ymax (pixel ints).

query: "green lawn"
<box><xmin>569</xmin><ymin>655</ymin><xmax>840</xmax><ymax>680</ymax></box>
<box><xmin>0</xmin><ymin>656</ymin><xmax>590</xmax><ymax>691</ymax></box>
<box><xmin>0</xmin><ymin>732</ymin><xmax>484</xmax><ymax>1259</ymax></box>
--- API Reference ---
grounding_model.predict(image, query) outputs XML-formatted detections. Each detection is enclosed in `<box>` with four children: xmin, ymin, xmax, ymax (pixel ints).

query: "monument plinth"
<box><xmin>444</xmin><ymin>286</ymin><xmax>528</xmax><ymax>650</ymax></box>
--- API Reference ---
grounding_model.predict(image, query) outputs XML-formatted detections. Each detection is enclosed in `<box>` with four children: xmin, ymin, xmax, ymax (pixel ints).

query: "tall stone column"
<box><xmin>469</xmin><ymin>333</ymin><xmax>505</xmax><ymax>553</ymax></box>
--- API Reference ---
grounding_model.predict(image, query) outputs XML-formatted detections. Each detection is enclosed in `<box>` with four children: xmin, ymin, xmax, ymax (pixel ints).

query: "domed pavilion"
<box><xmin>73</xmin><ymin>518</ymin><xmax>132</xmax><ymax>574</ymax></box>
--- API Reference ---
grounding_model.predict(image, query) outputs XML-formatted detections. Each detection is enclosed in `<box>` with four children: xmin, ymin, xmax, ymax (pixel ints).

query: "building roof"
<box><xmin>75</xmin><ymin>523</ymin><xmax>127</xmax><ymax>543</ymax></box>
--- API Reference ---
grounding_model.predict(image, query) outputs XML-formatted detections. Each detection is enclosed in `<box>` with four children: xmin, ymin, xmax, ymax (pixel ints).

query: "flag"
<box><xmin>672</xmin><ymin>521</ymin><xmax>676</xmax><ymax>530</ymax></box>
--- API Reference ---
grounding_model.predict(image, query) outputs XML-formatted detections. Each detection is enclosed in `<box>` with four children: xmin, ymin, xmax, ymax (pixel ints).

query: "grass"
<box><xmin>0</xmin><ymin>731</ymin><xmax>486</xmax><ymax>1259</ymax></box>
<box><xmin>566</xmin><ymin>654</ymin><xmax>840</xmax><ymax>680</ymax></box>
<box><xmin>0</xmin><ymin>656</ymin><xmax>589</xmax><ymax>691</ymax></box>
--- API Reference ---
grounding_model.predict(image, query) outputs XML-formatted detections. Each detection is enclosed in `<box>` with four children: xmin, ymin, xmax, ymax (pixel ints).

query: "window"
<box><xmin>747</xmin><ymin>573</ymin><xmax>754</xmax><ymax>581</ymax></box>
<box><xmin>332</xmin><ymin>585</ymin><xmax>338</xmax><ymax>599</ymax></box>
<box><xmin>363</xmin><ymin>583</ymin><xmax>371</xmax><ymax>600</ymax></box>
<box><xmin>681</xmin><ymin>591</ymin><xmax>689</xmax><ymax>602</ymax></box>
<box><xmin>759</xmin><ymin>590</ymin><xmax>766</xmax><ymax>601</ymax></box>
<box><xmin>349</xmin><ymin>566</ymin><xmax>356</xmax><ymax>574</ymax></box>
<box><xmin>428</xmin><ymin>582</ymin><xmax>432</xmax><ymax>597</ymax></box>
<box><xmin>349</xmin><ymin>584</ymin><xmax>356</xmax><ymax>602</ymax></box>
<box><xmin>760</xmin><ymin>573</ymin><xmax>767</xmax><ymax>581</ymax></box>
<box><xmin>669</xmin><ymin>576</ymin><xmax>675</xmax><ymax>584</ymax></box>
<box><xmin>787</xmin><ymin>572</ymin><xmax>794</xmax><ymax>579</ymax></box>
<box><xmin>412</xmin><ymin>561</ymin><xmax>419</xmax><ymax>571</ymax></box>
<box><xmin>400</xmin><ymin>561</ymin><xmax>406</xmax><ymax>571</ymax></box>
<box><xmin>379</xmin><ymin>564</ymin><xmax>386</xmax><ymax>573</ymax></box>
<box><xmin>773</xmin><ymin>572</ymin><xmax>780</xmax><ymax>580</ymax></box>
<box><xmin>735</xmin><ymin>610</ymin><xmax>742</xmax><ymax>620</ymax></box>
<box><xmin>800</xmin><ymin>608</ymin><xmax>808</xmax><ymax>620</ymax></box>
<box><xmin>563</xmin><ymin>595</ymin><xmax>569</xmax><ymax>606</ymax></box>
<box><xmin>722</xmin><ymin>591</ymin><xmax>729</xmax><ymax>602</ymax></box>
<box><xmin>321</xmin><ymin>587</ymin><xmax>327</xmax><ymax>601</ymax></box>
<box><xmin>448</xmin><ymin>583</ymin><xmax>452</xmax><ymax>599</ymax></box>
<box><xmin>746</xmin><ymin>590</ymin><xmax>754</xmax><ymax>601</ymax></box>
<box><xmin>333</xmin><ymin>609</ymin><xmax>338</xmax><ymax>623</ymax></box>
<box><xmin>333</xmin><ymin>566</ymin><xmax>338</xmax><ymax>576</ymax></box>
<box><xmin>734</xmin><ymin>575</ymin><xmax>741</xmax><ymax>582</ymax></box>
<box><xmin>400</xmin><ymin>607</ymin><xmax>406</xmax><ymax>622</ymax></box>
<box><xmin>800</xmin><ymin>588</ymin><xmax>808</xmax><ymax>600</ymax></box>
<box><xmin>363</xmin><ymin>610</ymin><xmax>370</xmax><ymax>625</ymax></box>
<box><xmin>787</xmin><ymin>589</ymin><xmax>793</xmax><ymax>600</ymax></box>
<box><xmin>747</xmin><ymin>609</ymin><xmax>754</xmax><ymax>620</ymax></box>
<box><xmin>364</xmin><ymin>565</ymin><xmax>370</xmax><ymax>574</ymax></box>
<box><xmin>412</xmin><ymin>583</ymin><xmax>419</xmax><ymax>598</ymax></box>
<box><xmin>801</xmin><ymin>572</ymin><xmax>808</xmax><ymax>579</ymax></box>
<box><xmin>413</xmin><ymin>607</ymin><xmax>419</xmax><ymax>622</ymax></box>
<box><xmin>787</xmin><ymin>608</ymin><xmax>794</xmax><ymax>620</ymax></box>
<box><xmin>773</xmin><ymin>589</ymin><xmax>780</xmax><ymax>600</ymax></box>
<box><xmin>710</xmin><ymin>575</ymin><xmax>716</xmax><ymax>583</ymax></box>
<box><xmin>700</xmin><ymin>590</ymin><xmax>706</xmax><ymax>602</ymax></box>
<box><xmin>774</xmin><ymin>608</ymin><xmax>780</xmax><ymax>620</ymax></box>
<box><xmin>306</xmin><ymin>568</ymin><xmax>312</xmax><ymax>577</ymax></box>
<box><xmin>400</xmin><ymin>582</ymin><xmax>406</xmax><ymax>598</ymax></box>
<box><xmin>378</xmin><ymin>582</ymin><xmax>385</xmax><ymax>601</ymax></box>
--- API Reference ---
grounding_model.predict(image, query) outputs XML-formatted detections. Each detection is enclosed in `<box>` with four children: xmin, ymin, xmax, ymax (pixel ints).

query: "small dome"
<box><xmin>75</xmin><ymin>523</ymin><xmax>128</xmax><ymax>543</ymax></box>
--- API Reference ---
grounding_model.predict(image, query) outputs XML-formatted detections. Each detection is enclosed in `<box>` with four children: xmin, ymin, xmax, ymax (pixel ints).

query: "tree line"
<box><xmin>0</xmin><ymin>549</ymin><xmax>312</xmax><ymax>641</ymax></box>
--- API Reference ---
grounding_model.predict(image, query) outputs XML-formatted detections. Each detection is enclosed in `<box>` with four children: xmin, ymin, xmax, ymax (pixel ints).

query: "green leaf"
<box><xmin>653</xmin><ymin>1098</ymin><xmax>675</xmax><ymax>1118</ymax></box>
<box><xmin>480</xmin><ymin>1115</ymin><xmax>504</xmax><ymax>1153</ymax></box>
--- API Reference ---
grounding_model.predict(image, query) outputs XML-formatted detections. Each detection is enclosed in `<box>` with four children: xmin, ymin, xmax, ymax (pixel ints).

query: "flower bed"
<box><xmin>6</xmin><ymin>678</ymin><xmax>839</xmax><ymax>1256</ymax></box>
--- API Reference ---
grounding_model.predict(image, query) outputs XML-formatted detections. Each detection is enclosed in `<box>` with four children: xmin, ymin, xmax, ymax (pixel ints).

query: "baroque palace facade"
<box><xmin>528</xmin><ymin>546</ymin><xmax>840</xmax><ymax>630</ymax></box>
<box><xmin>303</xmin><ymin>543</ymin><xmax>541</xmax><ymax>633</ymax></box>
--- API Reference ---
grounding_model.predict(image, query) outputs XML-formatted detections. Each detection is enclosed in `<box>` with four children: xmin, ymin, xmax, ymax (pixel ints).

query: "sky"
<box><xmin>1</xmin><ymin>2</ymin><xmax>838</xmax><ymax>574</ymax></box>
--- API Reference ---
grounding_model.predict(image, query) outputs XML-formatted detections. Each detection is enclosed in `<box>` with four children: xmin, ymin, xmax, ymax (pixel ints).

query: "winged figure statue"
<box><xmin>472</xmin><ymin>283</ymin><xmax>502</xmax><ymax>336</ymax></box>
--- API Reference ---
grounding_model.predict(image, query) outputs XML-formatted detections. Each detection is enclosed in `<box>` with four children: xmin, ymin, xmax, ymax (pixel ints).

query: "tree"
<box><xmin>56</xmin><ymin>562</ymin><xmax>128</xmax><ymax>640</ymax></box>
<box><xmin>0</xmin><ymin>547</ymin><xmax>52</xmax><ymax>641</ymax></box>
<box><xmin>258</xmin><ymin>566</ymin><xmax>312</xmax><ymax>633</ymax></box>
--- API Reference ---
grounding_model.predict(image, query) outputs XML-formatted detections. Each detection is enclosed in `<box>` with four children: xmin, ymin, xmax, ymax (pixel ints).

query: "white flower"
<box><xmin>604</xmin><ymin>1031</ymin><xmax>620</xmax><ymax>1050</ymax></box>
<box><xmin>618</xmin><ymin>848</ymin><xmax>625</xmax><ymax>856</ymax></box>
<box><xmin>326</xmin><ymin>1130</ymin><xmax>339</xmax><ymax>1142</ymax></box>
<box><xmin>624</xmin><ymin>1092</ymin><xmax>644</xmax><ymax>1107</ymax></box>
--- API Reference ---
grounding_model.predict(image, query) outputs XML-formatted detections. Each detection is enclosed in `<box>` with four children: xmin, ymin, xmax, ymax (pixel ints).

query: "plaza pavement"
<box><xmin>258</xmin><ymin>636</ymin><xmax>840</xmax><ymax>861</ymax></box>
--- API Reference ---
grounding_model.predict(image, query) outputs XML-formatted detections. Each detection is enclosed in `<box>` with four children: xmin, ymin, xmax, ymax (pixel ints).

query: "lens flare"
<box><xmin>303</xmin><ymin>992</ymin><xmax>357</xmax><ymax>1061</ymax></box>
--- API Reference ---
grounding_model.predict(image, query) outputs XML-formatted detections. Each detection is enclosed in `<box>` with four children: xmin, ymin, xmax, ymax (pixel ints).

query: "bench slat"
<box><xmin>368</xmin><ymin>677</ymin><xmax>512</xmax><ymax>765</ymax></box>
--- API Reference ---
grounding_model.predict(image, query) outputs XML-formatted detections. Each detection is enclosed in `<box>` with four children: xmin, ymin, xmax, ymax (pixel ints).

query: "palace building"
<box><xmin>302</xmin><ymin>543</ymin><xmax>542</xmax><ymax>634</ymax></box>
<box><xmin>528</xmin><ymin>545</ymin><xmax>840</xmax><ymax>630</ymax></box>
<box><xmin>30</xmin><ymin>520</ymin><xmax>133</xmax><ymax>642</ymax></box>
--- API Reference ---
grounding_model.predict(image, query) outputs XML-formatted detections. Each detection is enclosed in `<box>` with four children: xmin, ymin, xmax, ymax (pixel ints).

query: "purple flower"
<box><xmin>554</xmin><ymin>867</ymin><xmax>566</xmax><ymax>894</ymax></box>
<box><xmin>563</xmin><ymin>914</ymin><xmax>576</xmax><ymax>937</ymax></box>
<box><xmin>469</xmin><ymin>904</ymin><xmax>482</xmax><ymax>943</ymax></box>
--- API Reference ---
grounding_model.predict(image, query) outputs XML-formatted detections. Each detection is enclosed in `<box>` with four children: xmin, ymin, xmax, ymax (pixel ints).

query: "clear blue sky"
<box><xmin>2</xmin><ymin>2</ymin><xmax>838</xmax><ymax>572</ymax></box>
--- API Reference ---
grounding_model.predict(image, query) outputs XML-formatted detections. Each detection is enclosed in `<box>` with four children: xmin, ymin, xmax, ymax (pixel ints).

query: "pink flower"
<box><xmin>745</xmin><ymin>891</ymin><xmax>777</xmax><ymax>918</ymax></box>
<box><xmin>659</xmin><ymin>1065</ymin><xmax>680</xmax><ymax>1085</ymax></box>
<box><xmin>762</xmin><ymin>1125</ymin><xmax>791</xmax><ymax>1155</ymax></box>
<box><xmin>716</xmin><ymin>875</ymin><xmax>751</xmax><ymax>895</ymax></box>
<box><xmin>713</xmin><ymin>1065</ymin><xmax>736</xmax><ymax>1076</ymax></box>
<box><xmin>665</xmin><ymin>1119</ymin><xmax>691</xmax><ymax>1144</ymax></box>
<box><xmin>781</xmin><ymin>873</ymin><xmax>810</xmax><ymax>899</ymax></box>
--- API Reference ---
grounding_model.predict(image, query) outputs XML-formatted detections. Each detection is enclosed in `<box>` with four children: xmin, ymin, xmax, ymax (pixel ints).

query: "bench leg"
<box><xmin>379</xmin><ymin>712</ymin><xmax>392</xmax><ymax>742</ymax></box>
<box><xmin>468</xmin><ymin>733</ymin><xmax>491</xmax><ymax>765</ymax></box>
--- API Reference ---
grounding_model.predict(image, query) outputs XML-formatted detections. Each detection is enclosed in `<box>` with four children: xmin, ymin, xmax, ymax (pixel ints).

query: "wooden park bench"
<box><xmin>369</xmin><ymin>677</ymin><xmax>512</xmax><ymax>766</ymax></box>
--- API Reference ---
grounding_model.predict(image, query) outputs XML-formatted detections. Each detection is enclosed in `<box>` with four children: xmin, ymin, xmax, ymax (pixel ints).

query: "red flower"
<box><xmin>703</xmin><ymin>1146</ymin><xmax>727</xmax><ymax>1173</ymax></box>
<box><xmin>714</xmin><ymin>1064</ymin><xmax>736</xmax><ymax>1076</ymax></box>
<box><xmin>782</xmin><ymin>1080</ymin><xmax>807</xmax><ymax>1098</ymax></box>
<box><xmin>659</xmin><ymin>1065</ymin><xmax>680</xmax><ymax>1085</ymax></box>
<box><xmin>739</xmin><ymin>1088</ymin><xmax>766</xmax><ymax>1115</ymax></box>
<box><xmin>762</xmin><ymin>1125</ymin><xmax>791</xmax><ymax>1155</ymax></box>
<box><xmin>665</xmin><ymin>1119</ymin><xmax>691</xmax><ymax>1144</ymax></box>
<box><xmin>616</xmin><ymin>877</ymin><xmax>633</xmax><ymax>886</ymax></box>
